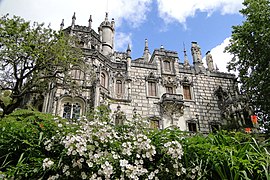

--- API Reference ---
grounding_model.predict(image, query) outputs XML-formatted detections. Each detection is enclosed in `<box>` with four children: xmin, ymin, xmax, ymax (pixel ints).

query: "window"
<box><xmin>63</xmin><ymin>103</ymin><xmax>72</xmax><ymax>119</ymax></box>
<box><xmin>211</xmin><ymin>124</ymin><xmax>219</xmax><ymax>133</ymax></box>
<box><xmin>116</xmin><ymin>80</ymin><xmax>123</xmax><ymax>95</ymax></box>
<box><xmin>188</xmin><ymin>122</ymin><xmax>197</xmax><ymax>132</ymax></box>
<box><xmin>100</xmin><ymin>72</ymin><xmax>106</xmax><ymax>87</ymax></box>
<box><xmin>150</xmin><ymin>120</ymin><xmax>159</xmax><ymax>129</ymax></box>
<box><xmin>72</xmin><ymin>69</ymin><xmax>81</xmax><ymax>79</ymax></box>
<box><xmin>164</xmin><ymin>61</ymin><xmax>171</xmax><ymax>71</ymax></box>
<box><xmin>183</xmin><ymin>85</ymin><xmax>191</xmax><ymax>100</ymax></box>
<box><xmin>72</xmin><ymin>103</ymin><xmax>81</xmax><ymax>119</ymax></box>
<box><xmin>148</xmin><ymin>82</ymin><xmax>157</xmax><ymax>96</ymax></box>
<box><xmin>166</xmin><ymin>86</ymin><xmax>173</xmax><ymax>94</ymax></box>
<box><xmin>62</xmin><ymin>102</ymin><xmax>81</xmax><ymax>119</ymax></box>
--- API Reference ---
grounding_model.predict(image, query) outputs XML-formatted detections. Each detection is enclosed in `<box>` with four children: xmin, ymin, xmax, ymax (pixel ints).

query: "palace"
<box><xmin>42</xmin><ymin>13</ymin><xmax>252</xmax><ymax>133</ymax></box>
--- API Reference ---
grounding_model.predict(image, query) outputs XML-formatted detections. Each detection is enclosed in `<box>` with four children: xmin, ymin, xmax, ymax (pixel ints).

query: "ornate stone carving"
<box><xmin>113</xmin><ymin>105</ymin><xmax>126</xmax><ymax>125</ymax></box>
<box><xmin>206</xmin><ymin>51</ymin><xmax>214</xmax><ymax>71</ymax></box>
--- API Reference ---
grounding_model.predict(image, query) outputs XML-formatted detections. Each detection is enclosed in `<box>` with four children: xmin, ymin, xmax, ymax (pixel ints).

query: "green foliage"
<box><xmin>0</xmin><ymin>109</ymin><xmax>70</xmax><ymax>179</ymax></box>
<box><xmin>225</xmin><ymin>0</ymin><xmax>270</xmax><ymax>124</ymax></box>
<box><xmin>0</xmin><ymin>108</ymin><xmax>269</xmax><ymax>179</ymax></box>
<box><xmin>182</xmin><ymin>131</ymin><xmax>270</xmax><ymax>180</ymax></box>
<box><xmin>0</xmin><ymin>14</ymin><xmax>83</xmax><ymax>116</ymax></box>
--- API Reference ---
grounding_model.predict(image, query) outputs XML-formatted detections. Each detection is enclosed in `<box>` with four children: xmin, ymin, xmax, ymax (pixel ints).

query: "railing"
<box><xmin>161</xmin><ymin>93</ymin><xmax>184</xmax><ymax>104</ymax></box>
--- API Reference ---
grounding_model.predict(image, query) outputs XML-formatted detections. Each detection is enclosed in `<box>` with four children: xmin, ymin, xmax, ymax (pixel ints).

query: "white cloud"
<box><xmin>115</xmin><ymin>32</ymin><xmax>132</xmax><ymax>52</ymax></box>
<box><xmin>0</xmin><ymin>0</ymin><xmax>152</xmax><ymax>30</ymax></box>
<box><xmin>157</xmin><ymin>0</ymin><xmax>243</xmax><ymax>27</ymax></box>
<box><xmin>203</xmin><ymin>37</ymin><xmax>235</xmax><ymax>73</ymax></box>
<box><xmin>0</xmin><ymin>0</ymin><xmax>148</xmax><ymax>56</ymax></box>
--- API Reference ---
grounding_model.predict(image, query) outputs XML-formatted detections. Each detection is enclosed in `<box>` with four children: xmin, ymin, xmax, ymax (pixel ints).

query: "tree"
<box><xmin>0</xmin><ymin>15</ymin><xmax>83</xmax><ymax>116</ymax></box>
<box><xmin>225</xmin><ymin>0</ymin><xmax>270</xmax><ymax>121</ymax></box>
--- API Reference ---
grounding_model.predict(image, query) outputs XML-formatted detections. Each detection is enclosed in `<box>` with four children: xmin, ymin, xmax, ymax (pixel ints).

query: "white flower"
<box><xmin>120</xmin><ymin>159</ymin><xmax>128</xmax><ymax>167</ymax></box>
<box><xmin>58</xmin><ymin>123</ymin><xmax>63</xmax><ymax>128</ymax></box>
<box><xmin>88</xmin><ymin>161</ymin><xmax>93</xmax><ymax>167</ymax></box>
<box><xmin>42</xmin><ymin>158</ymin><xmax>54</xmax><ymax>170</ymax></box>
<box><xmin>81</xmin><ymin>172</ymin><xmax>87</xmax><ymax>179</ymax></box>
<box><xmin>65</xmin><ymin>171</ymin><xmax>70</xmax><ymax>176</ymax></box>
<box><xmin>63</xmin><ymin>165</ymin><xmax>69</xmax><ymax>173</ymax></box>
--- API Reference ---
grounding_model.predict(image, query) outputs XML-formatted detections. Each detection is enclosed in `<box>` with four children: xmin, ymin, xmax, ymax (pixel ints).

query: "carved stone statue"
<box><xmin>191</xmin><ymin>42</ymin><xmax>203</xmax><ymax>64</ymax></box>
<box><xmin>114</xmin><ymin>105</ymin><xmax>126</xmax><ymax>125</ymax></box>
<box><xmin>206</xmin><ymin>51</ymin><xmax>214</xmax><ymax>71</ymax></box>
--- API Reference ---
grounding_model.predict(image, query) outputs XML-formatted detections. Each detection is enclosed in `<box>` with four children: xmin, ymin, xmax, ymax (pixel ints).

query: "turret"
<box><xmin>99</xmin><ymin>12</ymin><xmax>115</xmax><ymax>56</ymax></box>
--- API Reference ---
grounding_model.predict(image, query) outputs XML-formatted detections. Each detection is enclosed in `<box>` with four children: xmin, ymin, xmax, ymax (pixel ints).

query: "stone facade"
<box><xmin>43</xmin><ymin>13</ymin><xmax>251</xmax><ymax>133</ymax></box>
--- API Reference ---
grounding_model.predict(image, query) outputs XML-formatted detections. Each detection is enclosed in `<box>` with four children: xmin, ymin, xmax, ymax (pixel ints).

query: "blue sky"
<box><xmin>0</xmin><ymin>0</ymin><xmax>244</xmax><ymax>72</ymax></box>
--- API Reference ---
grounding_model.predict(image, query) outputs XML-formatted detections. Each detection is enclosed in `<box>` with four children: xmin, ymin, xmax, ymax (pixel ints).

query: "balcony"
<box><xmin>160</xmin><ymin>93</ymin><xmax>184</xmax><ymax>114</ymax></box>
<box><xmin>161</xmin><ymin>93</ymin><xmax>184</xmax><ymax>105</ymax></box>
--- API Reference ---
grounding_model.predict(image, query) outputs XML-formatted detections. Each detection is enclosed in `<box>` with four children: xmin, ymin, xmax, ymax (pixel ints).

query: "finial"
<box><xmin>215</xmin><ymin>64</ymin><xmax>219</xmax><ymax>71</ymax></box>
<box><xmin>105</xmin><ymin>12</ymin><xmax>108</xmax><ymax>21</ymax></box>
<box><xmin>88</xmin><ymin>15</ymin><xmax>92</xmax><ymax>29</ymax></box>
<box><xmin>183</xmin><ymin>42</ymin><xmax>187</xmax><ymax>56</ymax></box>
<box><xmin>160</xmin><ymin>45</ymin><xmax>164</xmax><ymax>49</ymax></box>
<box><xmin>144</xmin><ymin>39</ymin><xmax>149</xmax><ymax>50</ymax></box>
<box><xmin>127</xmin><ymin>43</ymin><xmax>131</xmax><ymax>57</ymax></box>
<box><xmin>111</xmin><ymin>18</ymin><xmax>115</xmax><ymax>28</ymax></box>
<box><xmin>183</xmin><ymin>42</ymin><xmax>190</xmax><ymax>67</ymax></box>
<box><xmin>71</xmin><ymin>12</ymin><xmax>76</xmax><ymax>26</ymax></box>
<box><xmin>60</xmin><ymin>19</ymin><xmax>64</xmax><ymax>30</ymax></box>
<box><xmin>127</xmin><ymin>43</ymin><xmax>131</xmax><ymax>51</ymax></box>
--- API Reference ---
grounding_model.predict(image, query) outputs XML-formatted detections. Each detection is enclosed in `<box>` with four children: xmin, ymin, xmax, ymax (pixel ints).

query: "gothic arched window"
<box><xmin>183</xmin><ymin>85</ymin><xmax>192</xmax><ymax>100</ymax></box>
<box><xmin>164</xmin><ymin>60</ymin><xmax>171</xmax><ymax>71</ymax></box>
<box><xmin>116</xmin><ymin>80</ymin><xmax>123</xmax><ymax>95</ymax></box>
<box><xmin>62</xmin><ymin>102</ymin><xmax>81</xmax><ymax>119</ymax></box>
<box><xmin>165</xmin><ymin>86</ymin><xmax>173</xmax><ymax>94</ymax></box>
<box><xmin>63</xmin><ymin>103</ymin><xmax>72</xmax><ymax>119</ymax></box>
<box><xmin>100</xmin><ymin>72</ymin><xmax>106</xmax><ymax>87</ymax></box>
<box><xmin>148</xmin><ymin>81</ymin><xmax>157</xmax><ymax>96</ymax></box>
<box><xmin>72</xmin><ymin>103</ymin><xmax>81</xmax><ymax>120</ymax></box>
<box><xmin>71</xmin><ymin>66</ymin><xmax>84</xmax><ymax>80</ymax></box>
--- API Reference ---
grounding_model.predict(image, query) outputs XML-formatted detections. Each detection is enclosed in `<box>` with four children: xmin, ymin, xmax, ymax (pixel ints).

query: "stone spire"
<box><xmin>206</xmin><ymin>51</ymin><xmax>215</xmax><ymax>71</ymax></box>
<box><xmin>215</xmin><ymin>64</ymin><xmax>219</xmax><ymax>71</ymax></box>
<box><xmin>60</xmin><ymin>19</ymin><xmax>64</xmax><ymax>30</ymax></box>
<box><xmin>111</xmin><ymin>18</ymin><xmax>115</xmax><ymax>29</ymax></box>
<box><xmin>144</xmin><ymin>38</ymin><xmax>149</xmax><ymax>51</ymax></box>
<box><xmin>127</xmin><ymin>43</ymin><xmax>131</xmax><ymax>58</ymax></box>
<box><xmin>71</xmin><ymin>12</ymin><xmax>76</xmax><ymax>27</ymax></box>
<box><xmin>105</xmin><ymin>12</ymin><xmax>109</xmax><ymax>21</ymax></box>
<box><xmin>183</xmin><ymin>44</ymin><xmax>190</xmax><ymax>68</ymax></box>
<box><xmin>143</xmin><ymin>39</ymin><xmax>150</xmax><ymax>62</ymax></box>
<box><xmin>88</xmin><ymin>15</ymin><xmax>92</xmax><ymax>29</ymax></box>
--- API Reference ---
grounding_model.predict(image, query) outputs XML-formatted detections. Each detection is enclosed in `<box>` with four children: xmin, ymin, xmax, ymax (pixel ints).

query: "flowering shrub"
<box><xmin>1</xmin><ymin>107</ymin><xmax>269</xmax><ymax>179</ymax></box>
<box><xmin>42</xmin><ymin>111</ymin><xmax>199</xmax><ymax>180</ymax></box>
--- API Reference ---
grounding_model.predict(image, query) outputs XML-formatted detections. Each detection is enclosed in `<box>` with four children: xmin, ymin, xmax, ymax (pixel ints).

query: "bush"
<box><xmin>181</xmin><ymin>131</ymin><xmax>270</xmax><ymax>180</ymax></box>
<box><xmin>0</xmin><ymin>109</ymin><xmax>70</xmax><ymax>179</ymax></box>
<box><xmin>0</xmin><ymin>108</ymin><xmax>269</xmax><ymax>179</ymax></box>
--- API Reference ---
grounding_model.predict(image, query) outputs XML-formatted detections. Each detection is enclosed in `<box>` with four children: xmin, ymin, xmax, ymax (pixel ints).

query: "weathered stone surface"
<box><xmin>42</xmin><ymin>13</ymin><xmax>245</xmax><ymax>134</ymax></box>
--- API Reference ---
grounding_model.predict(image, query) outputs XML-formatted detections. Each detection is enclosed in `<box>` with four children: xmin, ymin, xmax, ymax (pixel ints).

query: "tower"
<box><xmin>99</xmin><ymin>12</ymin><xmax>115</xmax><ymax>56</ymax></box>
